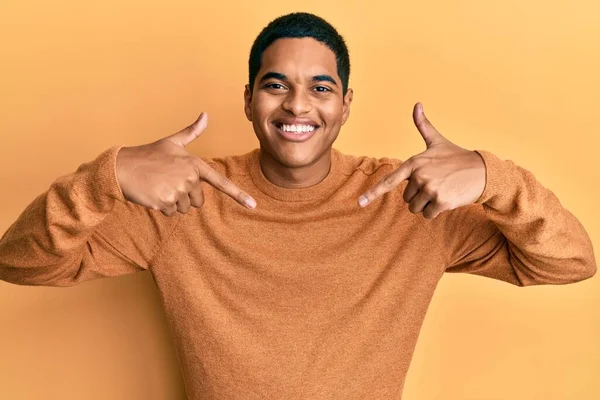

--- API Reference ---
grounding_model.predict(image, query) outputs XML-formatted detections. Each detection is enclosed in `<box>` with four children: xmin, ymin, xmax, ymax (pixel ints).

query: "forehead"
<box><xmin>259</xmin><ymin>37</ymin><xmax>339</xmax><ymax>81</ymax></box>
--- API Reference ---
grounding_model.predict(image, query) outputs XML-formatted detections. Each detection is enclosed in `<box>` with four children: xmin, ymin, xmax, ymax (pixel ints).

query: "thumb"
<box><xmin>164</xmin><ymin>112</ymin><xmax>208</xmax><ymax>147</ymax></box>
<box><xmin>412</xmin><ymin>103</ymin><xmax>444</xmax><ymax>148</ymax></box>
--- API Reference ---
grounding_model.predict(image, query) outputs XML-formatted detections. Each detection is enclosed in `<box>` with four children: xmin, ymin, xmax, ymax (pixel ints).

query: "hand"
<box><xmin>357</xmin><ymin>103</ymin><xmax>486</xmax><ymax>219</ymax></box>
<box><xmin>116</xmin><ymin>113</ymin><xmax>257</xmax><ymax>216</ymax></box>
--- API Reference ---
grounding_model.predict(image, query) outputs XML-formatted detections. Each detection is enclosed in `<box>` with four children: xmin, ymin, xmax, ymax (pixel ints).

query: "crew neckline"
<box><xmin>248</xmin><ymin>148</ymin><xmax>345</xmax><ymax>202</ymax></box>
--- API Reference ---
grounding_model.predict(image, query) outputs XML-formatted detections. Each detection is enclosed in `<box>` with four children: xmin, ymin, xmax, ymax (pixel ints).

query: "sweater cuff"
<box><xmin>103</xmin><ymin>145</ymin><xmax>127</xmax><ymax>203</ymax></box>
<box><xmin>72</xmin><ymin>145</ymin><xmax>127</xmax><ymax>208</ymax></box>
<box><xmin>473</xmin><ymin>150</ymin><xmax>511</xmax><ymax>205</ymax></box>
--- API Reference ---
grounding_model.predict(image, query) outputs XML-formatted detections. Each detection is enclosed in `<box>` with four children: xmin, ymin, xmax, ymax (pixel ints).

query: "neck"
<box><xmin>259</xmin><ymin>149</ymin><xmax>332</xmax><ymax>188</ymax></box>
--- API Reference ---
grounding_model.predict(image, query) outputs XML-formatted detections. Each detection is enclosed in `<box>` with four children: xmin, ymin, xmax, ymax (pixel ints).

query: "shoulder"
<box><xmin>198</xmin><ymin>149</ymin><xmax>257</xmax><ymax>177</ymax></box>
<box><xmin>333</xmin><ymin>148</ymin><xmax>404</xmax><ymax>177</ymax></box>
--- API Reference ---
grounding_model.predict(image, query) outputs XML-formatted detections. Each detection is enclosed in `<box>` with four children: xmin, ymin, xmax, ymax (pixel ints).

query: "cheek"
<box><xmin>320</xmin><ymin>101</ymin><xmax>344</xmax><ymax>125</ymax></box>
<box><xmin>252</xmin><ymin>94</ymin><xmax>281</xmax><ymax>120</ymax></box>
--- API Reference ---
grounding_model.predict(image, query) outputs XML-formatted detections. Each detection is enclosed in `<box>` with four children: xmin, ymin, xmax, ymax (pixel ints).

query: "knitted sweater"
<box><xmin>0</xmin><ymin>146</ymin><xmax>596</xmax><ymax>399</ymax></box>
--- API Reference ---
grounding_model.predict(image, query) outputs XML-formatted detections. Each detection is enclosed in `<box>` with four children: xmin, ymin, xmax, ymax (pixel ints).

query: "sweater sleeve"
<box><xmin>0</xmin><ymin>146</ymin><xmax>180</xmax><ymax>287</ymax></box>
<box><xmin>419</xmin><ymin>150</ymin><xmax>597</xmax><ymax>286</ymax></box>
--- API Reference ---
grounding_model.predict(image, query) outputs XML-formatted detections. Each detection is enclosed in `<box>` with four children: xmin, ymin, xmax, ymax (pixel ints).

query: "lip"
<box><xmin>272</xmin><ymin>117</ymin><xmax>319</xmax><ymax>126</ymax></box>
<box><xmin>271</xmin><ymin>119</ymin><xmax>320</xmax><ymax>143</ymax></box>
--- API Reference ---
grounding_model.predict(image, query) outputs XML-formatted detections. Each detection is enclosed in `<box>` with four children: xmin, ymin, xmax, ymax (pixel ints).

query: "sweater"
<box><xmin>0</xmin><ymin>145</ymin><xmax>596</xmax><ymax>399</ymax></box>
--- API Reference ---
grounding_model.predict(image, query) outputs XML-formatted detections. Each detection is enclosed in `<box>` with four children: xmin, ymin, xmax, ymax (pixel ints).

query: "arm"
<box><xmin>0</xmin><ymin>146</ymin><xmax>179</xmax><ymax>287</ymax></box>
<box><xmin>421</xmin><ymin>150</ymin><xmax>597</xmax><ymax>286</ymax></box>
<box><xmin>358</xmin><ymin>103</ymin><xmax>596</xmax><ymax>286</ymax></box>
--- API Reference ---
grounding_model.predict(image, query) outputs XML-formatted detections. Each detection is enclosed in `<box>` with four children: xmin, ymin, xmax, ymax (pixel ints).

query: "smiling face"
<box><xmin>244</xmin><ymin>37</ymin><xmax>353</xmax><ymax>171</ymax></box>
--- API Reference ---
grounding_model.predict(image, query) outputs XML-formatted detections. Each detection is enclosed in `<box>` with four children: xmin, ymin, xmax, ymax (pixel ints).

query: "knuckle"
<box><xmin>219</xmin><ymin>176</ymin><xmax>231</xmax><ymax>188</ymax></box>
<box><xmin>418</xmin><ymin>182</ymin><xmax>428</xmax><ymax>194</ymax></box>
<box><xmin>194</xmin><ymin>161</ymin><xmax>211</xmax><ymax>180</ymax></box>
<box><xmin>191</xmin><ymin>159</ymin><xmax>204</xmax><ymax>176</ymax></box>
<box><xmin>413</xmin><ymin>174</ymin><xmax>426</xmax><ymax>187</ymax></box>
<box><xmin>422</xmin><ymin>184</ymin><xmax>437</xmax><ymax>197</ymax></box>
<box><xmin>438</xmin><ymin>199</ymin><xmax>451</xmax><ymax>210</ymax></box>
<box><xmin>161</xmin><ymin>208</ymin><xmax>176</xmax><ymax>217</ymax></box>
<box><xmin>383</xmin><ymin>175</ymin><xmax>394</xmax><ymax>187</ymax></box>
<box><xmin>375</xmin><ymin>183</ymin><xmax>388</xmax><ymax>195</ymax></box>
<box><xmin>185</xmin><ymin>174</ymin><xmax>197</xmax><ymax>185</ymax></box>
<box><xmin>407</xmin><ymin>156</ymin><xmax>421</xmax><ymax>169</ymax></box>
<box><xmin>177</xmin><ymin>183</ymin><xmax>189</xmax><ymax>194</ymax></box>
<box><xmin>161</xmin><ymin>193</ymin><xmax>177</xmax><ymax>205</ymax></box>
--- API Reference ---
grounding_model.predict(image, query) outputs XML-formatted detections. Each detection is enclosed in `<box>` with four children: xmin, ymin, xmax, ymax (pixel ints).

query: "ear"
<box><xmin>341</xmin><ymin>88</ymin><xmax>353</xmax><ymax>125</ymax></box>
<box><xmin>244</xmin><ymin>84</ymin><xmax>253</xmax><ymax>122</ymax></box>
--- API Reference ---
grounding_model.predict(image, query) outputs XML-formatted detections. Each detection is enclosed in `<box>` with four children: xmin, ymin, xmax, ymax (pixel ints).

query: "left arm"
<box><xmin>358</xmin><ymin>102</ymin><xmax>596</xmax><ymax>286</ymax></box>
<box><xmin>421</xmin><ymin>149</ymin><xmax>596</xmax><ymax>286</ymax></box>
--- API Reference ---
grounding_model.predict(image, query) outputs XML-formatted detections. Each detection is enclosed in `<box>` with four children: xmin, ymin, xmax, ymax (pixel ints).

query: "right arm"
<box><xmin>0</xmin><ymin>112</ymin><xmax>255</xmax><ymax>287</ymax></box>
<box><xmin>0</xmin><ymin>146</ymin><xmax>179</xmax><ymax>287</ymax></box>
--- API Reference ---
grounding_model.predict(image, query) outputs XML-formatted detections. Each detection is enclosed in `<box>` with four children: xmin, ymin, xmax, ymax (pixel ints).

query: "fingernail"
<box><xmin>245</xmin><ymin>197</ymin><xmax>257</xmax><ymax>209</ymax></box>
<box><xmin>358</xmin><ymin>196</ymin><xmax>369</xmax><ymax>207</ymax></box>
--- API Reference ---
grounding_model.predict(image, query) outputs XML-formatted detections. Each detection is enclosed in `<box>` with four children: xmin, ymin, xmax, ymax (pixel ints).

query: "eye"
<box><xmin>314</xmin><ymin>86</ymin><xmax>331</xmax><ymax>93</ymax></box>
<box><xmin>265</xmin><ymin>83</ymin><xmax>285</xmax><ymax>90</ymax></box>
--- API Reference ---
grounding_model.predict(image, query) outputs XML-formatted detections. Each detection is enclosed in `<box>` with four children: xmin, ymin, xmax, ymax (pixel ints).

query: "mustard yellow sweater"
<box><xmin>0</xmin><ymin>146</ymin><xmax>596</xmax><ymax>399</ymax></box>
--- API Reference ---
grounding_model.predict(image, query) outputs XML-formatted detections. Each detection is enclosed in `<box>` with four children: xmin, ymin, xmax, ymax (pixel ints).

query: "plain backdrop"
<box><xmin>0</xmin><ymin>1</ymin><xmax>598</xmax><ymax>399</ymax></box>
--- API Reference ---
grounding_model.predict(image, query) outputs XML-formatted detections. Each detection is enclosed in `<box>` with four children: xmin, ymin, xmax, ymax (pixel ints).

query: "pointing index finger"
<box><xmin>196</xmin><ymin>160</ymin><xmax>257</xmax><ymax>209</ymax></box>
<box><xmin>358</xmin><ymin>160</ymin><xmax>413</xmax><ymax>207</ymax></box>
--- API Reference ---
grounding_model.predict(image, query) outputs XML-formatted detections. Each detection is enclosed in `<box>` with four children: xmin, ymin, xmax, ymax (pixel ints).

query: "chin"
<box><xmin>271</xmin><ymin>147</ymin><xmax>318</xmax><ymax>168</ymax></box>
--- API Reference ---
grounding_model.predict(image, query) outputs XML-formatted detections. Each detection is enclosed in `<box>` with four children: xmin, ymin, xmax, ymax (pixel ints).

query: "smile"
<box><xmin>273</xmin><ymin>122</ymin><xmax>319</xmax><ymax>142</ymax></box>
<box><xmin>277</xmin><ymin>123</ymin><xmax>315</xmax><ymax>133</ymax></box>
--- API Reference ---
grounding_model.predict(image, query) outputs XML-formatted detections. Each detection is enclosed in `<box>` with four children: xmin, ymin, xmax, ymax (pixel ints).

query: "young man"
<box><xmin>0</xmin><ymin>12</ymin><xmax>596</xmax><ymax>400</ymax></box>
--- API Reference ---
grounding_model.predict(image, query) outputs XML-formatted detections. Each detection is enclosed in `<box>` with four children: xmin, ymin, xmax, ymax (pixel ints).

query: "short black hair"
<box><xmin>248</xmin><ymin>12</ymin><xmax>351</xmax><ymax>94</ymax></box>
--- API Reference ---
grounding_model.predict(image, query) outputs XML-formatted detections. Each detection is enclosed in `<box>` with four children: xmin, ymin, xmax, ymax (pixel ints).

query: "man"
<box><xmin>0</xmin><ymin>12</ymin><xmax>596</xmax><ymax>400</ymax></box>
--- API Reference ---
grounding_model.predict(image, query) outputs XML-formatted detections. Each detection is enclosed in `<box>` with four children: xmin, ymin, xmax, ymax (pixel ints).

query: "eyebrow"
<box><xmin>259</xmin><ymin>71</ymin><xmax>338</xmax><ymax>86</ymax></box>
<box><xmin>313</xmin><ymin>74</ymin><xmax>337</xmax><ymax>85</ymax></box>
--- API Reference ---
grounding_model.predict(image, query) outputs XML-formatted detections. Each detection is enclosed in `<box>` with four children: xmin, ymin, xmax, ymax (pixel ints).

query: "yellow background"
<box><xmin>1</xmin><ymin>1</ymin><xmax>598</xmax><ymax>399</ymax></box>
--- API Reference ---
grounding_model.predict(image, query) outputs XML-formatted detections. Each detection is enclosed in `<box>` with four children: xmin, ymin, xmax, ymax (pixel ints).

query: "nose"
<box><xmin>281</xmin><ymin>88</ymin><xmax>312</xmax><ymax>116</ymax></box>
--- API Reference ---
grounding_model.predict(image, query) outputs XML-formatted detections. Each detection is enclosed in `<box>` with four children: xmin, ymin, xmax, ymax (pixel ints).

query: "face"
<box><xmin>244</xmin><ymin>37</ymin><xmax>353</xmax><ymax>169</ymax></box>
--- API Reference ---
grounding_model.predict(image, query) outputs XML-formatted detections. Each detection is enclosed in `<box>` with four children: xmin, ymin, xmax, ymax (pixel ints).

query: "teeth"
<box><xmin>279</xmin><ymin>124</ymin><xmax>316</xmax><ymax>134</ymax></box>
